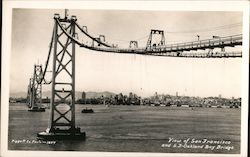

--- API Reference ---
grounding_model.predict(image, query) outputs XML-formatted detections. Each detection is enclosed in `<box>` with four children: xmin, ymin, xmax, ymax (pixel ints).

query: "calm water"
<box><xmin>8</xmin><ymin>103</ymin><xmax>241</xmax><ymax>153</ymax></box>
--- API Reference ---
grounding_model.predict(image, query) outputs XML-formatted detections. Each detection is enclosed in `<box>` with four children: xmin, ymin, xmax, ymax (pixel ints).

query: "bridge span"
<box><xmin>55</xmin><ymin>18</ymin><xmax>242</xmax><ymax>58</ymax></box>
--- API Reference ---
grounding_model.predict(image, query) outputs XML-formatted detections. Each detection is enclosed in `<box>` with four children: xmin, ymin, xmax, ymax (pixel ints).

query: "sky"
<box><xmin>10</xmin><ymin>9</ymin><xmax>242</xmax><ymax>98</ymax></box>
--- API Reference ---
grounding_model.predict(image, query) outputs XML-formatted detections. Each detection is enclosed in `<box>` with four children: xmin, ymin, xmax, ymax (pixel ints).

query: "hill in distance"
<box><xmin>10</xmin><ymin>91</ymin><xmax>116</xmax><ymax>100</ymax></box>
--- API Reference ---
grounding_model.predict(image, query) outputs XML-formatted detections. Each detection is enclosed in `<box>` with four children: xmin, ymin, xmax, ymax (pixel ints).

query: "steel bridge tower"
<box><xmin>27</xmin><ymin>64</ymin><xmax>45</xmax><ymax>112</ymax></box>
<box><xmin>145</xmin><ymin>29</ymin><xmax>165</xmax><ymax>51</ymax></box>
<box><xmin>129</xmin><ymin>41</ymin><xmax>138</xmax><ymax>48</ymax></box>
<box><xmin>37</xmin><ymin>14</ymin><xmax>85</xmax><ymax>140</ymax></box>
<box><xmin>27</xmin><ymin>78</ymin><xmax>33</xmax><ymax>108</ymax></box>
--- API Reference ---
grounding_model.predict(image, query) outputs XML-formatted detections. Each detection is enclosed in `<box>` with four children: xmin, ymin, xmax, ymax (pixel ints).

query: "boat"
<box><xmin>81</xmin><ymin>108</ymin><xmax>94</xmax><ymax>113</ymax></box>
<box><xmin>28</xmin><ymin>106</ymin><xmax>46</xmax><ymax>112</ymax></box>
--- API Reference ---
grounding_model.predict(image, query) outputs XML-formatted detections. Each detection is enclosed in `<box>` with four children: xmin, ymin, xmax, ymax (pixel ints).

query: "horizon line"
<box><xmin>9</xmin><ymin>90</ymin><xmax>241</xmax><ymax>99</ymax></box>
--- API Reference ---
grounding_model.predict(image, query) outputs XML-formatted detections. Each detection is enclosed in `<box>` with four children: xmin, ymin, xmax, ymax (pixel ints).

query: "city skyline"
<box><xmin>10</xmin><ymin>89</ymin><xmax>241</xmax><ymax>99</ymax></box>
<box><xmin>10</xmin><ymin>9</ymin><xmax>242</xmax><ymax>98</ymax></box>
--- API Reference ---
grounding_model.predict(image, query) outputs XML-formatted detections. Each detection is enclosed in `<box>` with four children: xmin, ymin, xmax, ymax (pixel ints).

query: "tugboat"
<box><xmin>81</xmin><ymin>107</ymin><xmax>94</xmax><ymax>113</ymax></box>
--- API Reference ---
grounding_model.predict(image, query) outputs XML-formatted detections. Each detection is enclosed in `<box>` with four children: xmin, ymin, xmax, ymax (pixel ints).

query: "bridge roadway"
<box><xmin>57</xmin><ymin>19</ymin><xmax>242</xmax><ymax>58</ymax></box>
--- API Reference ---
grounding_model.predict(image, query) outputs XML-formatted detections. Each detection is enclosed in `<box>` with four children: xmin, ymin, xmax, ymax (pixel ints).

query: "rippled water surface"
<box><xmin>8</xmin><ymin>103</ymin><xmax>240</xmax><ymax>153</ymax></box>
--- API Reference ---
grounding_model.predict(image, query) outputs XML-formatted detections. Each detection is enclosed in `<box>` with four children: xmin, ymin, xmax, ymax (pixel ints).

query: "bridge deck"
<box><xmin>79</xmin><ymin>35</ymin><xmax>242</xmax><ymax>58</ymax></box>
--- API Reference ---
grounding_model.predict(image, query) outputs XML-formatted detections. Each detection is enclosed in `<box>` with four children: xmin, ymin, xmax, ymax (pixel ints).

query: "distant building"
<box><xmin>82</xmin><ymin>91</ymin><xmax>86</xmax><ymax>100</ymax></box>
<box><xmin>129</xmin><ymin>92</ymin><xmax>133</xmax><ymax>99</ymax></box>
<box><xmin>154</xmin><ymin>92</ymin><xmax>159</xmax><ymax>100</ymax></box>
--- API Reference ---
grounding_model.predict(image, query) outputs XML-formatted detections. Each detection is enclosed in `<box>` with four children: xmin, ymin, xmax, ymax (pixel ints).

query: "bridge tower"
<box><xmin>37</xmin><ymin>13</ymin><xmax>85</xmax><ymax>140</ymax></box>
<box><xmin>27</xmin><ymin>64</ymin><xmax>45</xmax><ymax>112</ymax></box>
<box><xmin>99</xmin><ymin>35</ymin><xmax>105</xmax><ymax>42</ymax></box>
<box><xmin>92</xmin><ymin>35</ymin><xmax>105</xmax><ymax>47</ymax></box>
<box><xmin>129</xmin><ymin>41</ymin><xmax>138</xmax><ymax>48</ymax></box>
<box><xmin>145</xmin><ymin>29</ymin><xmax>165</xmax><ymax>51</ymax></box>
<box><xmin>27</xmin><ymin>78</ymin><xmax>33</xmax><ymax>108</ymax></box>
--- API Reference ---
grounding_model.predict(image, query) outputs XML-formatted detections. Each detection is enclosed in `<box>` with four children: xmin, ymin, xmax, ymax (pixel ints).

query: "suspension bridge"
<box><xmin>26</xmin><ymin>11</ymin><xmax>242</xmax><ymax>140</ymax></box>
<box><xmin>57</xmin><ymin>14</ymin><xmax>242</xmax><ymax>57</ymax></box>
